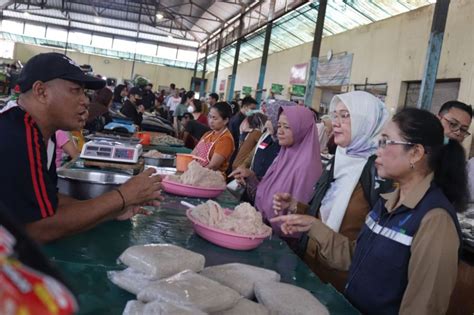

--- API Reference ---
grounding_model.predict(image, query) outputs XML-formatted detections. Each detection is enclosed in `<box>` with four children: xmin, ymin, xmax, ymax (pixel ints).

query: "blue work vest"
<box><xmin>345</xmin><ymin>184</ymin><xmax>461</xmax><ymax>315</ymax></box>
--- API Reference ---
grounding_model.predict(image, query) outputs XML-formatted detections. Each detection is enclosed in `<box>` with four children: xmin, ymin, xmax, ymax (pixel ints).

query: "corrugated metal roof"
<box><xmin>205</xmin><ymin>0</ymin><xmax>435</xmax><ymax>70</ymax></box>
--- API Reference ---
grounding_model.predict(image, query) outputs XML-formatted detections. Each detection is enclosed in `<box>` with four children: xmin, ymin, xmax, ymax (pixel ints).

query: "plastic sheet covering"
<box><xmin>108</xmin><ymin>268</ymin><xmax>158</xmax><ymax>295</ymax></box>
<box><xmin>122</xmin><ymin>300</ymin><xmax>145</xmax><ymax>315</ymax></box>
<box><xmin>122</xmin><ymin>299</ymin><xmax>206</xmax><ymax>315</ymax></box>
<box><xmin>118</xmin><ymin>244</ymin><xmax>205</xmax><ymax>279</ymax></box>
<box><xmin>42</xmin><ymin>190</ymin><xmax>359</xmax><ymax>315</ymax></box>
<box><xmin>213</xmin><ymin>298</ymin><xmax>269</xmax><ymax>315</ymax></box>
<box><xmin>144</xmin><ymin>300</ymin><xmax>206</xmax><ymax>315</ymax></box>
<box><xmin>137</xmin><ymin>270</ymin><xmax>241</xmax><ymax>313</ymax></box>
<box><xmin>255</xmin><ymin>281</ymin><xmax>330</xmax><ymax>315</ymax></box>
<box><xmin>200</xmin><ymin>263</ymin><xmax>280</xmax><ymax>299</ymax></box>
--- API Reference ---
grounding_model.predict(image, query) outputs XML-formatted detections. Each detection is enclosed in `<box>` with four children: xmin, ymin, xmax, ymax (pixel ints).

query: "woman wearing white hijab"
<box><xmin>271</xmin><ymin>91</ymin><xmax>392</xmax><ymax>292</ymax></box>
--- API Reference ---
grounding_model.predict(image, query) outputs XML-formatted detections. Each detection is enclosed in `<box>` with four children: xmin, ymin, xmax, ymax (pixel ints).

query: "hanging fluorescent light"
<box><xmin>168</xmin><ymin>35</ymin><xmax>173</xmax><ymax>39</ymax></box>
<box><xmin>23</xmin><ymin>11</ymin><xmax>31</xmax><ymax>17</ymax></box>
<box><xmin>94</xmin><ymin>17</ymin><xmax>101</xmax><ymax>23</ymax></box>
<box><xmin>156</xmin><ymin>13</ymin><xmax>164</xmax><ymax>20</ymax></box>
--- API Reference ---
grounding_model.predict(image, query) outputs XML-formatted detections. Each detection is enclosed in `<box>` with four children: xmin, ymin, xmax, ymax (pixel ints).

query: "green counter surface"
<box><xmin>43</xmin><ymin>191</ymin><xmax>358</xmax><ymax>315</ymax></box>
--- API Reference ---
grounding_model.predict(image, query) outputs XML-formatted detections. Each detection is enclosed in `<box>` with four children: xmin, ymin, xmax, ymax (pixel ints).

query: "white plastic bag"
<box><xmin>122</xmin><ymin>299</ymin><xmax>207</xmax><ymax>315</ymax></box>
<box><xmin>254</xmin><ymin>281</ymin><xmax>329</xmax><ymax>315</ymax></box>
<box><xmin>122</xmin><ymin>300</ymin><xmax>145</xmax><ymax>315</ymax></box>
<box><xmin>118</xmin><ymin>244</ymin><xmax>205</xmax><ymax>280</ymax></box>
<box><xmin>200</xmin><ymin>263</ymin><xmax>280</xmax><ymax>299</ymax></box>
<box><xmin>213</xmin><ymin>298</ymin><xmax>269</xmax><ymax>315</ymax></box>
<box><xmin>143</xmin><ymin>300</ymin><xmax>207</xmax><ymax>315</ymax></box>
<box><xmin>108</xmin><ymin>268</ymin><xmax>158</xmax><ymax>295</ymax></box>
<box><xmin>137</xmin><ymin>270</ymin><xmax>241</xmax><ymax>313</ymax></box>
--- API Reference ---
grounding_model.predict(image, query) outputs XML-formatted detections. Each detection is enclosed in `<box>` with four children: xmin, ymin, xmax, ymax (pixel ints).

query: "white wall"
<box><xmin>13</xmin><ymin>43</ymin><xmax>195</xmax><ymax>89</ymax></box>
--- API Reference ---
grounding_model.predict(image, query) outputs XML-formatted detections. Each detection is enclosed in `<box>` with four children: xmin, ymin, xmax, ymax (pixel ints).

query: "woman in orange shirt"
<box><xmin>192</xmin><ymin>102</ymin><xmax>234</xmax><ymax>175</ymax></box>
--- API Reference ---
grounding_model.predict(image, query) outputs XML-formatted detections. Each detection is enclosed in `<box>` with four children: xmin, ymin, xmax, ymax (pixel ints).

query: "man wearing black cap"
<box><xmin>0</xmin><ymin>53</ymin><xmax>162</xmax><ymax>243</ymax></box>
<box><xmin>121</xmin><ymin>86</ymin><xmax>145</xmax><ymax>125</ymax></box>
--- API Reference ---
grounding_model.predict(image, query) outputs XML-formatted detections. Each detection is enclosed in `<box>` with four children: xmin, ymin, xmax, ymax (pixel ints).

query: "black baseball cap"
<box><xmin>17</xmin><ymin>52</ymin><xmax>106</xmax><ymax>93</ymax></box>
<box><xmin>129</xmin><ymin>87</ymin><xmax>143</xmax><ymax>97</ymax></box>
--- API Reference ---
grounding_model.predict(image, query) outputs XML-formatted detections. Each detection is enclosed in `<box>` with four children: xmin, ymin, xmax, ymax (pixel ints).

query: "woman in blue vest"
<box><xmin>272</xmin><ymin>108</ymin><xmax>467</xmax><ymax>315</ymax></box>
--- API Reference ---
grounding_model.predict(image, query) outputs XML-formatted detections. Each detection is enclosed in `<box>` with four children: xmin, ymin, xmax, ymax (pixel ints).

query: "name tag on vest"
<box><xmin>365</xmin><ymin>215</ymin><xmax>413</xmax><ymax>246</ymax></box>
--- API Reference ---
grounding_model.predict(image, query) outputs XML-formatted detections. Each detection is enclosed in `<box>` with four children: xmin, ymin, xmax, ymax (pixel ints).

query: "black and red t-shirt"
<box><xmin>0</xmin><ymin>103</ymin><xmax>58</xmax><ymax>224</ymax></box>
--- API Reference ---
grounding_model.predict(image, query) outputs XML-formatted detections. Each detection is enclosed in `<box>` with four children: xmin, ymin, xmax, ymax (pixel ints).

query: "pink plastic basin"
<box><xmin>161</xmin><ymin>177</ymin><xmax>225</xmax><ymax>198</ymax></box>
<box><xmin>186</xmin><ymin>209</ymin><xmax>272</xmax><ymax>250</ymax></box>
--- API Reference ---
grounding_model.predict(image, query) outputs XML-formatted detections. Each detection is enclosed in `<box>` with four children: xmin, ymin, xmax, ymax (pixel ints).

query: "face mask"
<box><xmin>444</xmin><ymin>136</ymin><xmax>450</xmax><ymax>145</ymax></box>
<box><xmin>245</xmin><ymin>109</ymin><xmax>261</xmax><ymax>117</ymax></box>
<box><xmin>187</xmin><ymin>106</ymin><xmax>195</xmax><ymax>113</ymax></box>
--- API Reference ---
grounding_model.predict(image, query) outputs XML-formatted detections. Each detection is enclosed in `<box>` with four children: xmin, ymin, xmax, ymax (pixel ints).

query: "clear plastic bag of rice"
<box><xmin>118</xmin><ymin>244</ymin><xmax>205</xmax><ymax>280</ymax></box>
<box><xmin>254</xmin><ymin>281</ymin><xmax>329</xmax><ymax>315</ymax></box>
<box><xmin>143</xmin><ymin>300</ymin><xmax>207</xmax><ymax>315</ymax></box>
<box><xmin>213</xmin><ymin>298</ymin><xmax>269</xmax><ymax>315</ymax></box>
<box><xmin>137</xmin><ymin>270</ymin><xmax>241</xmax><ymax>313</ymax></box>
<box><xmin>108</xmin><ymin>268</ymin><xmax>158</xmax><ymax>295</ymax></box>
<box><xmin>122</xmin><ymin>299</ymin><xmax>207</xmax><ymax>315</ymax></box>
<box><xmin>122</xmin><ymin>300</ymin><xmax>145</xmax><ymax>315</ymax></box>
<box><xmin>200</xmin><ymin>263</ymin><xmax>280</xmax><ymax>299</ymax></box>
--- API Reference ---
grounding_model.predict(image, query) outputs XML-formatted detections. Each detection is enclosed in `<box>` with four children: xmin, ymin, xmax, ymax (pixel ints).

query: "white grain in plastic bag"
<box><xmin>122</xmin><ymin>300</ymin><xmax>145</xmax><ymax>315</ymax></box>
<box><xmin>137</xmin><ymin>270</ymin><xmax>241</xmax><ymax>313</ymax></box>
<box><xmin>122</xmin><ymin>299</ymin><xmax>207</xmax><ymax>315</ymax></box>
<box><xmin>213</xmin><ymin>298</ymin><xmax>269</xmax><ymax>315</ymax></box>
<box><xmin>118</xmin><ymin>244</ymin><xmax>205</xmax><ymax>279</ymax></box>
<box><xmin>143</xmin><ymin>300</ymin><xmax>207</xmax><ymax>315</ymax></box>
<box><xmin>254</xmin><ymin>281</ymin><xmax>329</xmax><ymax>315</ymax></box>
<box><xmin>108</xmin><ymin>268</ymin><xmax>158</xmax><ymax>295</ymax></box>
<box><xmin>200</xmin><ymin>263</ymin><xmax>280</xmax><ymax>299</ymax></box>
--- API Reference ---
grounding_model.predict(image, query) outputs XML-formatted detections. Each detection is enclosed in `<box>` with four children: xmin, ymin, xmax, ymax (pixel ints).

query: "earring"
<box><xmin>410</xmin><ymin>162</ymin><xmax>415</xmax><ymax>169</ymax></box>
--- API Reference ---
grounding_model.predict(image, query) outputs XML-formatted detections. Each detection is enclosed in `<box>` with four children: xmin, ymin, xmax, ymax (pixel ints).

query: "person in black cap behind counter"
<box><xmin>0</xmin><ymin>52</ymin><xmax>162</xmax><ymax>243</ymax></box>
<box><xmin>121</xmin><ymin>86</ymin><xmax>145</xmax><ymax>126</ymax></box>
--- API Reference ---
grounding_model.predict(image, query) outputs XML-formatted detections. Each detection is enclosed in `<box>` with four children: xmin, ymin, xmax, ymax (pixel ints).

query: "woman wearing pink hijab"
<box><xmin>232</xmin><ymin>105</ymin><xmax>322</xmax><ymax>238</ymax></box>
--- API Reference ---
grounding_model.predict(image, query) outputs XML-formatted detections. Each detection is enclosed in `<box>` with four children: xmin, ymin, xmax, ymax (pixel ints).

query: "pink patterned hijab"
<box><xmin>255</xmin><ymin>106</ymin><xmax>322</xmax><ymax>236</ymax></box>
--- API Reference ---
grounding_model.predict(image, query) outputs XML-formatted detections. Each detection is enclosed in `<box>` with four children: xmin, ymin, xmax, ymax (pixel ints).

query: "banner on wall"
<box><xmin>316</xmin><ymin>53</ymin><xmax>353</xmax><ymax>86</ymax></box>
<box><xmin>271</xmin><ymin>83</ymin><xmax>284</xmax><ymax>95</ymax></box>
<box><xmin>242</xmin><ymin>86</ymin><xmax>252</xmax><ymax>96</ymax></box>
<box><xmin>291</xmin><ymin>85</ymin><xmax>306</xmax><ymax>97</ymax></box>
<box><xmin>289</xmin><ymin>63</ymin><xmax>308</xmax><ymax>84</ymax></box>
<box><xmin>219</xmin><ymin>79</ymin><xmax>226</xmax><ymax>91</ymax></box>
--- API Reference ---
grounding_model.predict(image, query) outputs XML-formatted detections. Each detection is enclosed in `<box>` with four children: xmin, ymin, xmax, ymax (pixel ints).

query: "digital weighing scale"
<box><xmin>80</xmin><ymin>136</ymin><xmax>143</xmax><ymax>164</ymax></box>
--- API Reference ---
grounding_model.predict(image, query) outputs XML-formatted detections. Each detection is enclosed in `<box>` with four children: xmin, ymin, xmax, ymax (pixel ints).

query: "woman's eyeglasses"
<box><xmin>442</xmin><ymin>116</ymin><xmax>471</xmax><ymax>137</ymax></box>
<box><xmin>378</xmin><ymin>137</ymin><xmax>415</xmax><ymax>148</ymax></box>
<box><xmin>330</xmin><ymin>111</ymin><xmax>350</xmax><ymax>123</ymax></box>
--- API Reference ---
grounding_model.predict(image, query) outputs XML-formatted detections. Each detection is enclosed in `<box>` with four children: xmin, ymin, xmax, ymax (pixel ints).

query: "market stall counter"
<box><xmin>42</xmin><ymin>190</ymin><xmax>359</xmax><ymax>315</ymax></box>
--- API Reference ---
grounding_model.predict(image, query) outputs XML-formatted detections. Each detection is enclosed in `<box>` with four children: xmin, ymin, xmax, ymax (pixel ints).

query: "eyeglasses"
<box><xmin>442</xmin><ymin>116</ymin><xmax>471</xmax><ymax>137</ymax></box>
<box><xmin>330</xmin><ymin>111</ymin><xmax>350</xmax><ymax>123</ymax></box>
<box><xmin>378</xmin><ymin>137</ymin><xmax>415</xmax><ymax>148</ymax></box>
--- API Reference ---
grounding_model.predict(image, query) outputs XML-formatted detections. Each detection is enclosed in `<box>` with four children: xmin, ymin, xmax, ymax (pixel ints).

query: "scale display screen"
<box><xmin>114</xmin><ymin>148</ymin><xmax>135</xmax><ymax>160</ymax></box>
<box><xmin>81</xmin><ymin>140</ymin><xmax>142</xmax><ymax>163</ymax></box>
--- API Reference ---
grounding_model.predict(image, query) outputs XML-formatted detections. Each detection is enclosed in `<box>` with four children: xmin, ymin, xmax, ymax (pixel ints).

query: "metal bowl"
<box><xmin>57</xmin><ymin>168</ymin><xmax>131</xmax><ymax>200</ymax></box>
<box><xmin>143</xmin><ymin>154</ymin><xmax>176</xmax><ymax>167</ymax></box>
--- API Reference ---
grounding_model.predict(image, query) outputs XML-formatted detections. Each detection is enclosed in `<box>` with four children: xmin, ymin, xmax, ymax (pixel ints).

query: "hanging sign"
<box><xmin>316</xmin><ymin>53</ymin><xmax>353</xmax><ymax>86</ymax></box>
<box><xmin>289</xmin><ymin>63</ymin><xmax>308</xmax><ymax>84</ymax></box>
<box><xmin>291</xmin><ymin>85</ymin><xmax>306</xmax><ymax>97</ymax></box>
<box><xmin>242</xmin><ymin>86</ymin><xmax>252</xmax><ymax>96</ymax></box>
<box><xmin>219</xmin><ymin>79</ymin><xmax>226</xmax><ymax>91</ymax></box>
<box><xmin>271</xmin><ymin>83</ymin><xmax>284</xmax><ymax>95</ymax></box>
